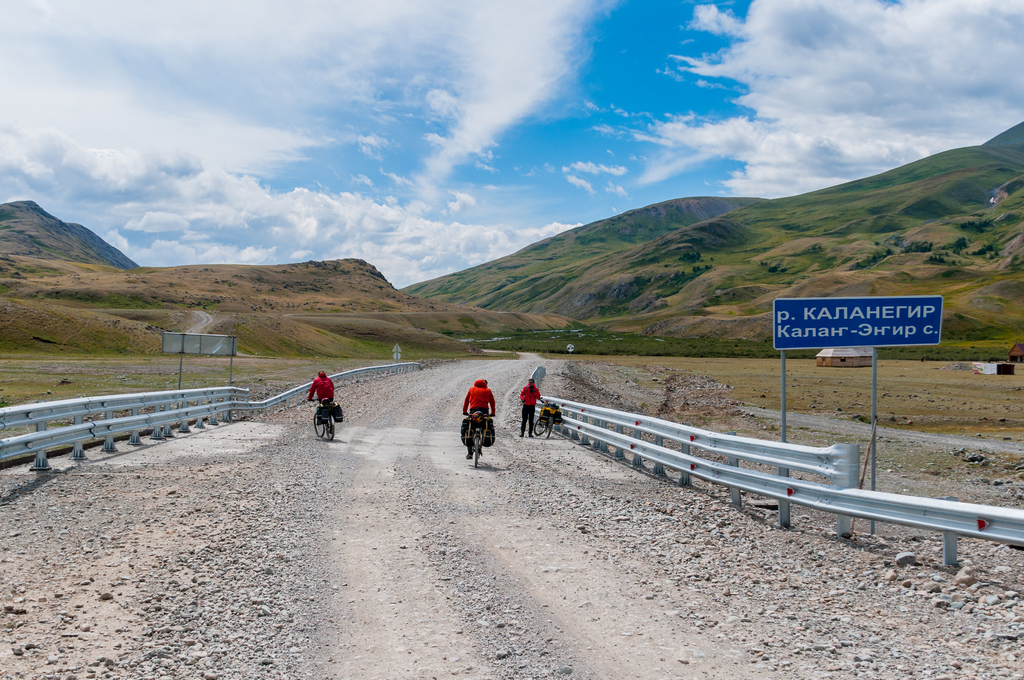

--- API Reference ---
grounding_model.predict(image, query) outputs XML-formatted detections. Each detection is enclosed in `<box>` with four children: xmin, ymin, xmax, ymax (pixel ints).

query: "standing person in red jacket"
<box><xmin>462</xmin><ymin>379</ymin><xmax>495</xmax><ymax>459</ymax></box>
<box><xmin>306</xmin><ymin>371</ymin><xmax>335</xmax><ymax>407</ymax></box>
<box><xmin>519</xmin><ymin>377</ymin><xmax>541</xmax><ymax>437</ymax></box>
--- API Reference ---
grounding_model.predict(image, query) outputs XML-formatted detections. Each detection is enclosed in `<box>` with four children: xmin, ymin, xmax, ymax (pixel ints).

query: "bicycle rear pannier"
<box><xmin>332</xmin><ymin>403</ymin><xmax>344</xmax><ymax>422</ymax></box>
<box><xmin>482</xmin><ymin>417</ymin><xmax>495</xmax><ymax>447</ymax></box>
<box><xmin>317</xmin><ymin>407</ymin><xmax>331</xmax><ymax>424</ymax></box>
<box><xmin>460</xmin><ymin>417</ymin><xmax>471</xmax><ymax>446</ymax></box>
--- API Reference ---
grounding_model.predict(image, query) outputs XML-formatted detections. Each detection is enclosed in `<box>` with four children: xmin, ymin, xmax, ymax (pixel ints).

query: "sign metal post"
<box><xmin>773</xmin><ymin>295</ymin><xmax>942</xmax><ymax>535</ymax></box>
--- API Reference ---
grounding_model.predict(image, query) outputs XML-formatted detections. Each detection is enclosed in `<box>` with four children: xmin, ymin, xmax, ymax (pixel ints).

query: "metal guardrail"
<box><xmin>234</xmin><ymin>362</ymin><xmax>421</xmax><ymax>418</ymax></box>
<box><xmin>547</xmin><ymin>396</ymin><xmax>1024</xmax><ymax>561</ymax></box>
<box><xmin>0</xmin><ymin>362</ymin><xmax>420</xmax><ymax>471</ymax></box>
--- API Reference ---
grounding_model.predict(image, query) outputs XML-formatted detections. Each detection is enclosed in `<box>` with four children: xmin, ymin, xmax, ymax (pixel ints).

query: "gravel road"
<box><xmin>2</xmin><ymin>359</ymin><xmax>1022</xmax><ymax>680</ymax></box>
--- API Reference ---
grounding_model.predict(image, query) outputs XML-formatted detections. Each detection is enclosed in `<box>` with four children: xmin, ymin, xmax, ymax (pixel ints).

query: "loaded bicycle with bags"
<box><xmin>461</xmin><ymin>378</ymin><xmax>497</xmax><ymax>466</ymax></box>
<box><xmin>307</xmin><ymin>370</ymin><xmax>342</xmax><ymax>440</ymax></box>
<box><xmin>461</xmin><ymin>410</ymin><xmax>495</xmax><ymax>467</ymax></box>
<box><xmin>533</xmin><ymin>402</ymin><xmax>562</xmax><ymax>438</ymax></box>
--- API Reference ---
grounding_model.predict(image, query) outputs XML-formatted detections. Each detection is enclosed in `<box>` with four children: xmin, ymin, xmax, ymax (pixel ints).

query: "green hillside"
<box><xmin>405</xmin><ymin>196</ymin><xmax>759</xmax><ymax>311</ymax></box>
<box><xmin>405</xmin><ymin>124</ymin><xmax>1024</xmax><ymax>343</ymax></box>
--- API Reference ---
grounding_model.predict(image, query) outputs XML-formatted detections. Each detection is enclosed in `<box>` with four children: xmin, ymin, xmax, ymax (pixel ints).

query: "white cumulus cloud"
<box><xmin>642</xmin><ymin>0</ymin><xmax>1024</xmax><ymax>197</ymax></box>
<box><xmin>565</xmin><ymin>175</ymin><xmax>595</xmax><ymax>194</ymax></box>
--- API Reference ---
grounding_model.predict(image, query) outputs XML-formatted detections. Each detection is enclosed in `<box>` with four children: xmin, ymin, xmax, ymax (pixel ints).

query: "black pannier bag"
<box><xmin>317</xmin><ymin>406</ymin><xmax>332</xmax><ymax>424</ymax></box>
<box><xmin>332</xmin><ymin>403</ymin><xmax>344</xmax><ymax>422</ymax></box>
<box><xmin>460</xmin><ymin>416</ymin><xmax>472</xmax><ymax>446</ymax></box>
<box><xmin>482</xmin><ymin>417</ymin><xmax>495</xmax><ymax>447</ymax></box>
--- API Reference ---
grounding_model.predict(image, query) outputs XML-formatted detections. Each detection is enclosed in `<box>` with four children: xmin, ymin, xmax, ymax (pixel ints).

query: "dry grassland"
<box><xmin>576</xmin><ymin>355</ymin><xmax>1024</xmax><ymax>437</ymax></box>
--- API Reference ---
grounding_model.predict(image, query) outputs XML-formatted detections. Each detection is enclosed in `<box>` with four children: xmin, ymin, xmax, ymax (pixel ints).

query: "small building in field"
<box><xmin>816</xmin><ymin>347</ymin><xmax>872</xmax><ymax>368</ymax></box>
<box><xmin>1008</xmin><ymin>343</ymin><xmax>1024</xmax><ymax>363</ymax></box>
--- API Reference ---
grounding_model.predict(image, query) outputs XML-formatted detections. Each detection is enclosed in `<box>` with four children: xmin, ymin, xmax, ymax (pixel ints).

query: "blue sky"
<box><xmin>2</xmin><ymin>0</ymin><xmax>1023</xmax><ymax>287</ymax></box>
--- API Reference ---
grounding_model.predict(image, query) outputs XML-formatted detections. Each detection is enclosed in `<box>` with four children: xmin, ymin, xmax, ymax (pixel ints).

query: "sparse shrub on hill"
<box><xmin>960</xmin><ymin>218</ymin><xmax>994</xmax><ymax>232</ymax></box>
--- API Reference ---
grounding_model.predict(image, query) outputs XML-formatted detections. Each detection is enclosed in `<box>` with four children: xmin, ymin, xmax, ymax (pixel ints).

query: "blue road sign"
<box><xmin>773</xmin><ymin>296</ymin><xmax>943</xmax><ymax>350</ymax></box>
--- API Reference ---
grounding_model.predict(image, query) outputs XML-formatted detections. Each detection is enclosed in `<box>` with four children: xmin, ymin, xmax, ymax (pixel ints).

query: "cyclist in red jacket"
<box><xmin>519</xmin><ymin>377</ymin><xmax>541</xmax><ymax>437</ymax></box>
<box><xmin>306</xmin><ymin>371</ymin><xmax>335</xmax><ymax>406</ymax></box>
<box><xmin>462</xmin><ymin>379</ymin><xmax>495</xmax><ymax>459</ymax></box>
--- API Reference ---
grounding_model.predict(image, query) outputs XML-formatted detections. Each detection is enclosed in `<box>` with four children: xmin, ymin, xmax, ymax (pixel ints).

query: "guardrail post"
<box><xmin>613</xmin><ymin>424</ymin><xmax>625</xmax><ymax>460</ymax></box>
<box><xmin>30</xmin><ymin>448</ymin><xmax>50</xmax><ymax>471</ymax></box>
<box><xmin>30</xmin><ymin>409</ymin><xmax>51</xmax><ymax>469</ymax></box>
<box><xmin>940</xmin><ymin>497</ymin><xmax>959</xmax><ymax>565</ymax></box>
<box><xmin>195</xmin><ymin>405</ymin><xmax>206</xmax><ymax>429</ymax></box>
<box><xmin>942</xmin><ymin>533</ymin><xmax>958</xmax><ymax>566</ymax></box>
<box><xmin>834</xmin><ymin>443</ymin><xmax>860</xmax><ymax>538</ymax></box>
<box><xmin>103</xmin><ymin>409</ymin><xmax>116</xmax><ymax>452</ymax></box>
<box><xmin>778</xmin><ymin>466</ymin><xmax>791</xmax><ymax>529</ymax></box>
<box><xmin>678</xmin><ymin>423</ymin><xmax>691</xmax><ymax>487</ymax></box>
<box><xmin>179</xmin><ymin>407</ymin><xmax>191</xmax><ymax>433</ymax></box>
<box><xmin>151</xmin><ymin>406</ymin><xmax>166</xmax><ymax>440</ymax></box>
<box><xmin>653</xmin><ymin>435</ymin><xmax>666</xmax><ymax>476</ymax></box>
<box><xmin>72</xmin><ymin>415</ymin><xmax>85</xmax><ymax>460</ymax></box>
<box><xmin>224</xmin><ymin>398</ymin><xmax>232</xmax><ymax>423</ymax></box>
<box><xmin>130</xmin><ymin>407</ymin><xmax>142</xmax><ymax>444</ymax></box>
<box><xmin>724</xmin><ymin>431</ymin><xmax>740</xmax><ymax>506</ymax></box>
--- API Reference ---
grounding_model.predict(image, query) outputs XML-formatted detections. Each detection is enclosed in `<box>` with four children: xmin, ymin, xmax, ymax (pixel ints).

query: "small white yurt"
<box><xmin>816</xmin><ymin>347</ymin><xmax>872</xmax><ymax>368</ymax></box>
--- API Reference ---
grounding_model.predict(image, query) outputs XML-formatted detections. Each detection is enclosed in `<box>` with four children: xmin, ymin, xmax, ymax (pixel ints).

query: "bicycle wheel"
<box><xmin>473</xmin><ymin>431</ymin><xmax>482</xmax><ymax>467</ymax></box>
<box><xmin>327</xmin><ymin>418</ymin><xmax>335</xmax><ymax>440</ymax></box>
<box><xmin>314</xmin><ymin>409</ymin><xmax>328</xmax><ymax>439</ymax></box>
<box><xmin>533</xmin><ymin>418</ymin><xmax>547</xmax><ymax>437</ymax></box>
<box><xmin>543</xmin><ymin>421</ymin><xmax>553</xmax><ymax>438</ymax></box>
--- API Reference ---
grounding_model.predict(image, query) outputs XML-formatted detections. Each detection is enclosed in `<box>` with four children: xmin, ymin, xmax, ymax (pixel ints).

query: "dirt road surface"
<box><xmin>2</xmin><ymin>359</ymin><xmax>1022</xmax><ymax>680</ymax></box>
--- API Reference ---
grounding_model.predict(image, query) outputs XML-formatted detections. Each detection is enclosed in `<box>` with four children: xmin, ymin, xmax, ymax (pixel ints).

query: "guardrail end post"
<box><xmin>942</xmin><ymin>532</ymin><xmax>958</xmax><ymax>566</ymax></box>
<box><xmin>102</xmin><ymin>435</ymin><xmax>116</xmax><ymax>453</ymax></box>
<box><xmin>30</xmin><ymin>449</ymin><xmax>51</xmax><ymax>471</ymax></box>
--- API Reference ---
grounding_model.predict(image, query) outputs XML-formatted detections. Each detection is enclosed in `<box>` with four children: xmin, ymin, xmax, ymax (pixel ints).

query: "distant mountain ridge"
<box><xmin>0</xmin><ymin>201</ymin><xmax>137</xmax><ymax>269</ymax></box>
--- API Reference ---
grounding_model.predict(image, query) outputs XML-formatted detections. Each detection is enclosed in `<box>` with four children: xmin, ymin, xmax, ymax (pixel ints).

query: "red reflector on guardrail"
<box><xmin>690</xmin><ymin>435</ymin><xmax>695</xmax><ymax>442</ymax></box>
<box><xmin>787</xmin><ymin>488</ymin><xmax>795</xmax><ymax>496</ymax></box>
<box><xmin>630</xmin><ymin>444</ymin><xmax>635</xmax><ymax>450</ymax></box>
<box><xmin>978</xmin><ymin>518</ymin><xmax>989</xmax><ymax>531</ymax></box>
<box><xmin>690</xmin><ymin>464</ymin><xmax>696</xmax><ymax>470</ymax></box>
<box><xmin>635</xmin><ymin>420</ymin><xmax>640</xmax><ymax>426</ymax></box>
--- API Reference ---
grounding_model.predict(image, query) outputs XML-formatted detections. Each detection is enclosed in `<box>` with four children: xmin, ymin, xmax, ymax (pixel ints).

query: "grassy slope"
<box><xmin>0</xmin><ymin>257</ymin><xmax>574</xmax><ymax>358</ymax></box>
<box><xmin>404</xmin><ymin>197</ymin><xmax>760</xmax><ymax>309</ymax></box>
<box><xmin>408</xmin><ymin>143</ymin><xmax>1024</xmax><ymax>344</ymax></box>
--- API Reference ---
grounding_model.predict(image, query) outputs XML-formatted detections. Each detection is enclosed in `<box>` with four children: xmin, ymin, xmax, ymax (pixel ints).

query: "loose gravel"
<box><xmin>1</xmin><ymin>358</ymin><xmax>1022</xmax><ymax>680</ymax></box>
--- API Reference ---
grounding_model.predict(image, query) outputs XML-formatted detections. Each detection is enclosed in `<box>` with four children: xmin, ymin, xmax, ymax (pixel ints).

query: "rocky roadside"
<box><xmin>1</xmin><ymin>426</ymin><xmax>335</xmax><ymax>680</ymax></box>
